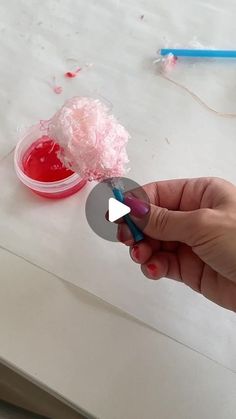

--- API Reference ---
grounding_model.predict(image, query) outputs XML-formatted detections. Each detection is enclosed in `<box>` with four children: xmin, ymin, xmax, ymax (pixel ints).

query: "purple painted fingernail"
<box><xmin>124</xmin><ymin>196</ymin><xmax>150</xmax><ymax>218</ymax></box>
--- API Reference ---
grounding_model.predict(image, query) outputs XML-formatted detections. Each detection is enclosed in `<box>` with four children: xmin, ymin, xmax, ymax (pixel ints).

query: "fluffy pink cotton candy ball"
<box><xmin>48</xmin><ymin>97</ymin><xmax>130</xmax><ymax>181</ymax></box>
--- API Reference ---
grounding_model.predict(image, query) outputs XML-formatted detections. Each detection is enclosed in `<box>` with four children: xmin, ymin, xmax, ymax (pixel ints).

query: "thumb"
<box><xmin>124</xmin><ymin>195</ymin><xmax>199</xmax><ymax>244</ymax></box>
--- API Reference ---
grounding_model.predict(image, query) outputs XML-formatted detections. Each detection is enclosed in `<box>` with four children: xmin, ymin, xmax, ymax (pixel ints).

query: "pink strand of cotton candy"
<box><xmin>48</xmin><ymin>97</ymin><xmax>130</xmax><ymax>181</ymax></box>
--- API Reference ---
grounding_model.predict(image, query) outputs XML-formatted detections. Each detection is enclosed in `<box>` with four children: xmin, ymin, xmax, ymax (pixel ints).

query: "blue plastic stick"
<box><xmin>160</xmin><ymin>49</ymin><xmax>236</xmax><ymax>58</ymax></box>
<box><xmin>112</xmin><ymin>187</ymin><xmax>144</xmax><ymax>242</ymax></box>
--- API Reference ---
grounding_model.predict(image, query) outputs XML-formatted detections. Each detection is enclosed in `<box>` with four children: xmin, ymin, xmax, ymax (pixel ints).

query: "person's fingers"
<box><xmin>126</xmin><ymin>177</ymin><xmax>236</xmax><ymax>211</ymax></box>
<box><xmin>117</xmin><ymin>223</ymin><xmax>134</xmax><ymax>246</ymax></box>
<box><xmin>108</xmin><ymin>178</ymin><xmax>235</xmax><ymax>226</ymax></box>
<box><xmin>108</xmin><ymin>178</ymin><xmax>202</xmax><ymax>223</ymax></box>
<box><xmin>200</xmin><ymin>268</ymin><xmax>236</xmax><ymax>312</ymax></box>
<box><xmin>130</xmin><ymin>242</ymin><xmax>153</xmax><ymax>264</ymax></box>
<box><xmin>124</xmin><ymin>194</ymin><xmax>205</xmax><ymax>245</ymax></box>
<box><xmin>140</xmin><ymin>246</ymin><xmax>236</xmax><ymax>311</ymax></box>
<box><xmin>142</xmin><ymin>244</ymin><xmax>204</xmax><ymax>289</ymax></box>
<box><xmin>161</xmin><ymin>241</ymin><xmax>179</xmax><ymax>252</ymax></box>
<box><xmin>175</xmin><ymin>244</ymin><xmax>204</xmax><ymax>292</ymax></box>
<box><xmin>107</xmin><ymin>179</ymin><xmax>192</xmax><ymax>222</ymax></box>
<box><xmin>117</xmin><ymin>218</ymin><xmax>162</xmax><ymax>247</ymax></box>
<box><xmin>129</xmin><ymin>240</ymin><xmax>177</xmax><ymax>264</ymax></box>
<box><xmin>126</xmin><ymin>178</ymin><xmax>211</xmax><ymax>211</ymax></box>
<box><xmin>141</xmin><ymin>251</ymin><xmax>181</xmax><ymax>281</ymax></box>
<box><xmin>126</xmin><ymin>179</ymin><xmax>189</xmax><ymax>209</ymax></box>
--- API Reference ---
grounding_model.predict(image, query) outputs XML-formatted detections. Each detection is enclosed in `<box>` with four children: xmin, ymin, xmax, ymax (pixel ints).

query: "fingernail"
<box><xmin>146</xmin><ymin>263</ymin><xmax>157</xmax><ymax>277</ymax></box>
<box><xmin>132</xmin><ymin>245</ymin><xmax>140</xmax><ymax>261</ymax></box>
<box><xmin>124</xmin><ymin>196</ymin><xmax>150</xmax><ymax>218</ymax></box>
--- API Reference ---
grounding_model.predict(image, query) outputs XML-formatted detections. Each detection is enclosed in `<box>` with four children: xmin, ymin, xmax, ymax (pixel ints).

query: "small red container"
<box><xmin>14</xmin><ymin>124</ymin><xmax>86</xmax><ymax>199</ymax></box>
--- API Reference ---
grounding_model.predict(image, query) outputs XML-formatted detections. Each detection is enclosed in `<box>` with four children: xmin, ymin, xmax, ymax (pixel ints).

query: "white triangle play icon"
<box><xmin>108</xmin><ymin>198</ymin><xmax>131</xmax><ymax>222</ymax></box>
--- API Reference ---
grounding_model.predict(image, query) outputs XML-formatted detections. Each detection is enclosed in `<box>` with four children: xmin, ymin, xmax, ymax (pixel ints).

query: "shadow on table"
<box><xmin>0</xmin><ymin>363</ymin><xmax>89</xmax><ymax>419</ymax></box>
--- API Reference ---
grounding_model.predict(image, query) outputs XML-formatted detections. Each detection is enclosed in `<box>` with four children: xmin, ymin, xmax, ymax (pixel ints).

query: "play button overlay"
<box><xmin>108</xmin><ymin>198</ymin><xmax>130</xmax><ymax>222</ymax></box>
<box><xmin>85</xmin><ymin>177</ymin><xmax>150</xmax><ymax>242</ymax></box>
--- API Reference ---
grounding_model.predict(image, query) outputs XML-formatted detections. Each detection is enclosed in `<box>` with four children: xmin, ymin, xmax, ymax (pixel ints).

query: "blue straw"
<box><xmin>112</xmin><ymin>187</ymin><xmax>144</xmax><ymax>242</ymax></box>
<box><xmin>160</xmin><ymin>49</ymin><xmax>236</xmax><ymax>59</ymax></box>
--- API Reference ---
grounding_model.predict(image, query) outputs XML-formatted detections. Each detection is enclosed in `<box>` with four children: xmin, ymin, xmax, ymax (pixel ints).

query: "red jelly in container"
<box><xmin>14</xmin><ymin>123</ymin><xmax>86</xmax><ymax>199</ymax></box>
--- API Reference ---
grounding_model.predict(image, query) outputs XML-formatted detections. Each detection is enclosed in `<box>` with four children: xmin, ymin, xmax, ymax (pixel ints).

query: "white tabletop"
<box><xmin>0</xmin><ymin>246</ymin><xmax>236</xmax><ymax>419</ymax></box>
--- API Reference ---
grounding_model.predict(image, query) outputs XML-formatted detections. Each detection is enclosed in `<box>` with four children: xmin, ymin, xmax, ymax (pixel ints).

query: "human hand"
<box><xmin>117</xmin><ymin>177</ymin><xmax>236</xmax><ymax>312</ymax></box>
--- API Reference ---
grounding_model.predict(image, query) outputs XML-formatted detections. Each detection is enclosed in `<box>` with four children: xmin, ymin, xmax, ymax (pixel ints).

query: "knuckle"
<box><xmin>152</xmin><ymin>207</ymin><xmax>169</xmax><ymax>235</ymax></box>
<box><xmin>194</xmin><ymin>208</ymin><xmax>213</xmax><ymax>226</ymax></box>
<box><xmin>208</xmin><ymin>176</ymin><xmax>222</xmax><ymax>185</ymax></box>
<box><xmin>189</xmin><ymin>209</ymin><xmax>214</xmax><ymax>246</ymax></box>
<box><xmin>208</xmin><ymin>176</ymin><xmax>227</xmax><ymax>186</ymax></box>
<box><xmin>191</xmin><ymin>208</ymin><xmax>226</xmax><ymax>247</ymax></box>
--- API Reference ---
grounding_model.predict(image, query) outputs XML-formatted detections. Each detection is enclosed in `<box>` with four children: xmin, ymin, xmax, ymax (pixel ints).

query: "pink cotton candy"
<box><xmin>48</xmin><ymin>97</ymin><xmax>129</xmax><ymax>181</ymax></box>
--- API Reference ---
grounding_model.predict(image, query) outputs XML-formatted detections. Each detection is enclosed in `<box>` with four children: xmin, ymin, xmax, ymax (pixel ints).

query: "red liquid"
<box><xmin>22</xmin><ymin>136</ymin><xmax>74</xmax><ymax>182</ymax></box>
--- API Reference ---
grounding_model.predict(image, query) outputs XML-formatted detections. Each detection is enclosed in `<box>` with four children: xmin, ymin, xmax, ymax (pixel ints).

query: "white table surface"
<box><xmin>0</xmin><ymin>0</ymin><xmax>236</xmax><ymax>417</ymax></box>
<box><xmin>0</xmin><ymin>0</ymin><xmax>236</xmax><ymax>373</ymax></box>
<box><xmin>0</xmin><ymin>246</ymin><xmax>236</xmax><ymax>419</ymax></box>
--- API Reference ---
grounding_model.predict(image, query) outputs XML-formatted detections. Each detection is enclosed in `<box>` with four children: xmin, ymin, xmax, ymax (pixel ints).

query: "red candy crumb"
<box><xmin>64</xmin><ymin>71</ymin><xmax>77</xmax><ymax>78</ymax></box>
<box><xmin>64</xmin><ymin>68</ymin><xmax>82</xmax><ymax>78</ymax></box>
